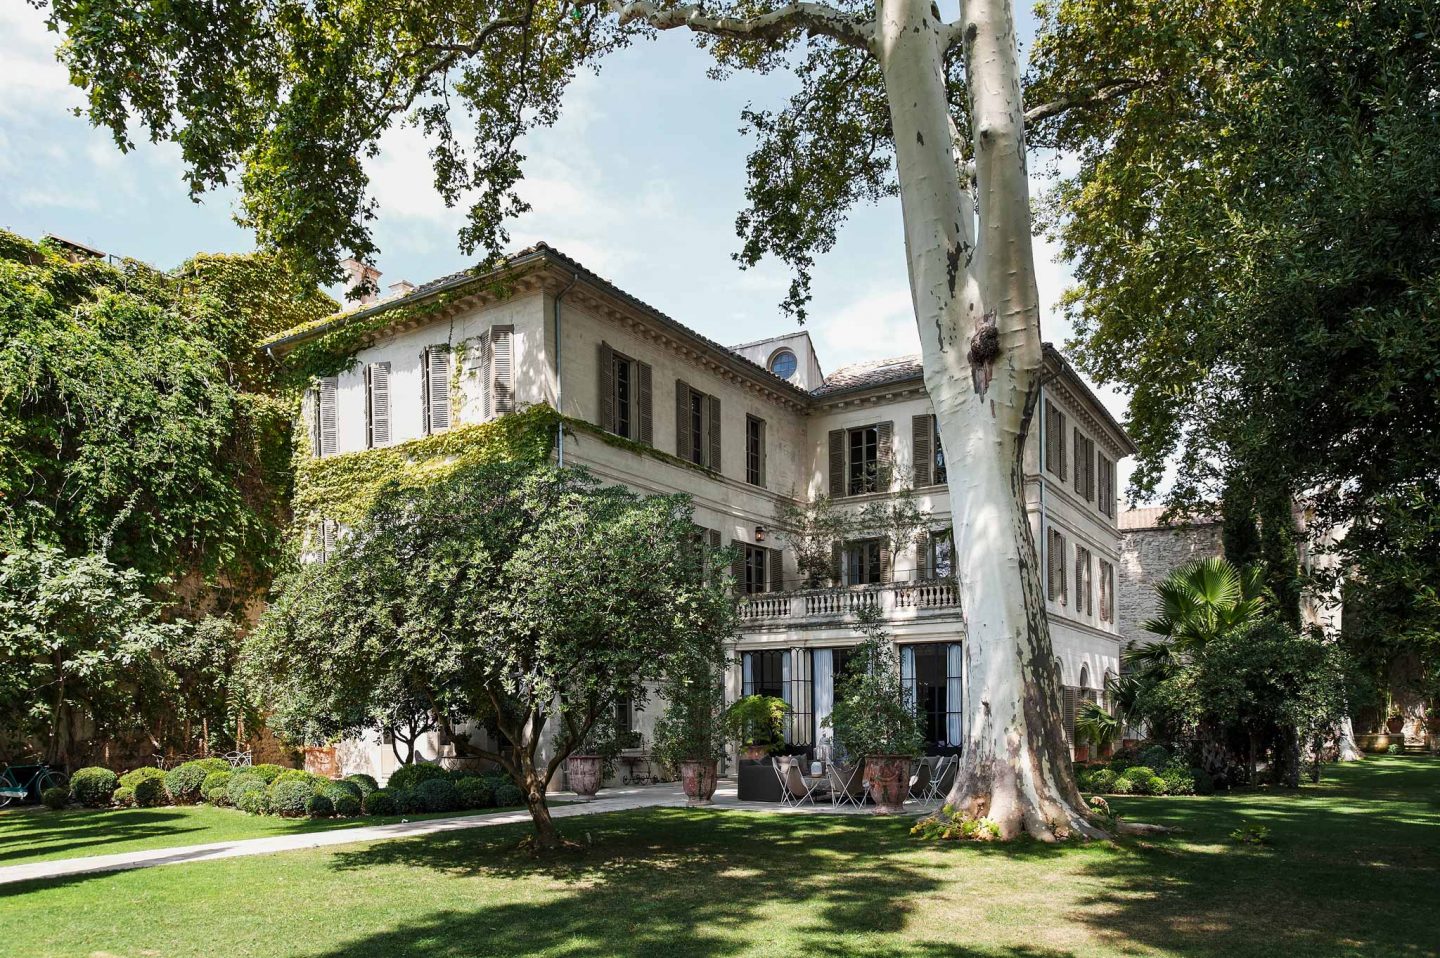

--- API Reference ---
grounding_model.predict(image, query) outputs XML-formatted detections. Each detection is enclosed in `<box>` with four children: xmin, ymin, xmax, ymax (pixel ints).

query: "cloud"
<box><xmin>0</xmin><ymin>5</ymin><xmax>82</xmax><ymax>122</ymax></box>
<box><xmin>812</xmin><ymin>286</ymin><xmax>921</xmax><ymax>364</ymax></box>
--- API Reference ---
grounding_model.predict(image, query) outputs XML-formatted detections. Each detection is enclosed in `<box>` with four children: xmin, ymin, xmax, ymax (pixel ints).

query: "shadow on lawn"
<box><xmin>0</xmin><ymin>808</ymin><xmax>211</xmax><ymax>864</ymax></box>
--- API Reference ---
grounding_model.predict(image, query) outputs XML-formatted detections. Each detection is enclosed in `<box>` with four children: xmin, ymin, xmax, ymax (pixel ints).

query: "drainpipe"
<box><xmin>553</xmin><ymin>273</ymin><xmax>579</xmax><ymax>466</ymax></box>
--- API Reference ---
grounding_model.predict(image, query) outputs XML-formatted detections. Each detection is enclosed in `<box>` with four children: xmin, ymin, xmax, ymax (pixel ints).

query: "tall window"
<box><xmin>742</xmin><ymin>650</ymin><xmax>786</xmax><ymax>699</ymax></box>
<box><xmin>423</xmin><ymin>346</ymin><xmax>452</xmax><ymax>435</ymax></box>
<box><xmin>743</xmin><ymin>544</ymin><xmax>769</xmax><ymax>595</ymax></box>
<box><xmin>1098</xmin><ymin>455</ymin><xmax>1116</xmax><ymax>518</ymax></box>
<box><xmin>1075</xmin><ymin>545</ymin><xmax>1093</xmax><ymax>616</ymax></box>
<box><xmin>1045</xmin><ymin>399</ymin><xmax>1067</xmax><ymax>480</ymax></box>
<box><xmin>675</xmin><ymin>380</ymin><xmax>720</xmax><ymax>470</ymax></box>
<box><xmin>912</xmin><ymin>413</ymin><xmax>947</xmax><ymax>487</ymax></box>
<box><xmin>598</xmin><ymin>342</ymin><xmax>651</xmax><ymax>443</ymax></box>
<box><xmin>1099</xmin><ymin>559</ymin><xmax>1115</xmax><ymax>623</ymax></box>
<box><xmin>364</xmin><ymin>361</ymin><xmax>391</xmax><ymax>449</ymax></box>
<box><xmin>926</xmin><ymin>529</ymin><xmax>955</xmax><ymax>579</ymax></box>
<box><xmin>1048</xmin><ymin>527</ymin><xmax>1068</xmax><ymax>605</ymax></box>
<box><xmin>903</xmin><ymin>643</ymin><xmax>963</xmax><ymax>753</ymax></box>
<box><xmin>745</xmin><ymin>415</ymin><xmax>766</xmax><ymax>486</ymax></box>
<box><xmin>932</xmin><ymin>416</ymin><xmax>947</xmax><ymax>485</ymax></box>
<box><xmin>848</xmin><ymin>425</ymin><xmax>879</xmax><ymax>495</ymax></box>
<box><xmin>844</xmin><ymin>538</ymin><xmax>883</xmax><ymax>586</ymax></box>
<box><xmin>614</xmin><ymin>354</ymin><xmax>633</xmax><ymax>439</ymax></box>
<box><xmin>1073</xmin><ymin>428</ymin><xmax>1095</xmax><ymax>501</ymax></box>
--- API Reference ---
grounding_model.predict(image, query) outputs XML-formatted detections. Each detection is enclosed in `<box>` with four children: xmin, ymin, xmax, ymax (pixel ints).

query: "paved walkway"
<box><xmin>1</xmin><ymin>781</ymin><xmax>931</xmax><ymax>887</ymax></box>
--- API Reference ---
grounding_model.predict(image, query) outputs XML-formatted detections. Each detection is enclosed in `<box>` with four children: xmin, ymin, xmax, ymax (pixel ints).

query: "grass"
<box><xmin>0</xmin><ymin>802</ymin><xmax>535</xmax><ymax>866</ymax></box>
<box><xmin>2</xmin><ymin>756</ymin><xmax>1437</xmax><ymax>958</ymax></box>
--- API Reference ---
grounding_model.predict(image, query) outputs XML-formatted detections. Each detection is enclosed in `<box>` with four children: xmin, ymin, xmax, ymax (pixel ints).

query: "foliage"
<box><xmin>202</xmin><ymin>770</ymin><xmax>234</xmax><ymax>805</ymax></box>
<box><xmin>390</xmin><ymin>789</ymin><xmax>422</xmax><ymax>815</ymax></box>
<box><xmin>42</xmin><ymin>787</ymin><xmax>69</xmax><ymax>810</ymax></box>
<box><xmin>385</xmin><ymin>764</ymin><xmax>451</xmax><ymax>793</ymax></box>
<box><xmin>455</xmin><ymin>777</ymin><xmax>494</xmax><ymax>810</ymax></box>
<box><xmin>332</xmin><ymin>793</ymin><xmax>361</xmax><ymax>817</ymax></box>
<box><xmin>778</xmin><ymin>488</ymin><xmax>933</xmax><ymax>588</ymax></box>
<box><xmin>133</xmin><ymin>777</ymin><xmax>167</xmax><ymax>808</ymax></box>
<box><xmin>911</xmin><ymin>804</ymin><xmax>1002</xmax><ymax>842</ymax></box>
<box><xmin>361</xmin><ymin>790</ymin><xmax>396</xmax><ymax>816</ymax></box>
<box><xmin>248</xmin><ymin>460</ymin><xmax>734</xmax><ymax>847</ymax></box>
<box><xmin>118</xmin><ymin>767</ymin><xmax>166</xmax><ymax>790</ymax></box>
<box><xmin>112</xmin><ymin>785</ymin><xmax>135</xmax><ymax>807</ymax></box>
<box><xmin>414</xmin><ymin>778</ymin><xmax>462</xmax><ymax>813</ymax></box>
<box><xmin>226</xmin><ymin>772</ymin><xmax>268</xmax><ymax>806</ymax></box>
<box><xmin>269</xmin><ymin>779</ymin><xmax>315</xmax><ymax>817</ymax></box>
<box><xmin>493</xmin><ymin>782</ymin><xmax>525</xmax><ymax>808</ymax></box>
<box><xmin>250</xmin><ymin>764</ymin><xmax>287</xmax><ymax>784</ymax></box>
<box><xmin>650</xmin><ymin>651</ymin><xmax>730</xmax><ymax>767</ymax></box>
<box><xmin>1230</xmin><ymin>822</ymin><xmax>1272</xmax><ymax>847</ymax></box>
<box><xmin>305</xmin><ymin>793</ymin><xmax>333</xmax><ymax>818</ymax></box>
<box><xmin>1386</xmin><ymin>743</ymin><xmax>1401</xmax><ymax>755</ymax></box>
<box><xmin>1074</xmin><ymin>700</ymin><xmax>1120</xmax><ymax>750</ymax></box>
<box><xmin>69</xmin><ymin>767</ymin><xmax>118</xmax><ymax>808</ymax></box>
<box><xmin>824</xmin><ymin>608</ymin><xmax>924</xmax><ymax>758</ymax></box>
<box><xmin>324</xmin><ymin>781</ymin><xmax>364</xmax><ymax>804</ymax></box>
<box><xmin>723</xmin><ymin>696</ymin><xmax>790</xmax><ymax>752</ymax></box>
<box><xmin>164</xmin><ymin>761</ymin><xmax>215</xmax><ymax>804</ymax></box>
<box><xmin>1086</xmin><ymin>768</ymin><xmax>1117</xmax><ymax>793</ymax></box>
<box><xmin>344</xmin><ymin>774</ymin><xmax>378</xmax><ymax>796</ymax></box>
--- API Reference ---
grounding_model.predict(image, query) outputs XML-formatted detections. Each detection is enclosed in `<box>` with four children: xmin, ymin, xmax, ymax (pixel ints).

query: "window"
<box><xmin>848</xmin><ymin>426</ymin><xmax>878</xmax><ymax>495</ymax></box>
<box><xmin>423</xmin><ymin>346</ymin><xmax>452</xmax><ymax>435</ymax></box>
<box><xmin>598</xmin><ymin>342</ymin><xmax>652</xmax><ymax>443</ymax></box>
<box><xmin>902</xmin><ymin>643</ymin><xmax>963</xmax><ymax>753</ymax></box>
<box><xmin>743</xmin><ymin>544</ymin><xmax>769</xmax><ymax>595</ymax></box>
<box><xmin>1045</xmin><ymin>399</ymin><xmax>1067</xmax><ymax>480</ymax></box>
<box><xmin>364</xmin><ymin>361</ymin><xmax>392</xmax><ymax>448</ymax></box>
<box><xmin>768</xmin><ymin>348</ymin><xmax>798</xmax><ymax>380</ymax></box>
<box><xmin>1047</xmin><ymin>527</ymin><xmax>1068</xmax><ymax>605</ymax></box>
<box><xmin>742</xmin><ymin>650</ymin><xmax>786</xmax><ymax>699</ymax></box>
<box><xmin>926</xmin><ymin>528</ymin><xmax>955</xmax><ymax>579</ymax></box>
<box><xmin>911</xmin><ymin>414</ymin><xmax>947</xmax><ymax>486</ymax></box>
<box><xmin>1099</xmin><ymin>559</ymin><xmax>1115</xmax><ymax>623</ymax></box>
<box><xmin>844</xmin><ymin>538</ymin><xmax>884</xmax><ymax>586</ymax></box>
<box><xmin>1075</xmin><ymin>545</ymin><xmax>1093</xmax><ymax>616</ymax></box>
<box><xmin>1098</xmin><ymin>455</ymin><xmax>1116</xmax><ymax>518</ymax></box>
<box><xmin>745</xmin><ymin>415</ymin><xmax>766</xmax><ymax>486</ymax></box>
<box><xmin>675</xmin><ymin>380</ymin><xmax>721</xmax><ymax>470</ymax></box>
<box><xmin>1073</xmin><ymin>428</ymin><xmax>1095</xmax><ymax>501</ymax></box>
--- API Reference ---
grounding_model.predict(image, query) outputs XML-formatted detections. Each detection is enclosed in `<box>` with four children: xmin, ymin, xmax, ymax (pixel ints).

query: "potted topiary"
<box><xmin>650</xmin><ymin>656</ymin><xmax>728</xmax><ymax>806</ymax></box>
<box><xmin>824</xmin><ymin>608</ymin><xmax>923</xmax><ymax>814</ymax></box>
<box><xmin>724</xmin><ymin>694</ymin><xmax>790</xmax><ymax>761</ymax></box>
<box><xmin>565</xmin><ymin>712</ymin><xmax>623</xmax><ymax>801</ymax></box>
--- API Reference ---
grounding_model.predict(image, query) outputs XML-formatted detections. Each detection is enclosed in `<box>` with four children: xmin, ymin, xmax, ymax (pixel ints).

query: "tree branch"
<box><xmin>613</xmin><ymin>1</ymin><xmax>874</xmax><ymax>51</ymax></box>
<box><xmin>1023</xmin><ymin>79</ymin><xmax>1147</xmax><ymax>125</ymax></box>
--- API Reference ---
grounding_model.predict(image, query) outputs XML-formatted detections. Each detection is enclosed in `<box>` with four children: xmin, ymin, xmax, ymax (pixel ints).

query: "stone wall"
<box><xmin>1117</xmin><ymin>511</ymin><xmax>1225</xmax><ymax>653</ymax></box>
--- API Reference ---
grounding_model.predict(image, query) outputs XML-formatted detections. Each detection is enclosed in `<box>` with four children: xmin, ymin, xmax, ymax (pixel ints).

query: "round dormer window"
<box><xmin>768</xmin><ymin>348</ymin><xmax>798</xmax><ymax>381</ymax></box>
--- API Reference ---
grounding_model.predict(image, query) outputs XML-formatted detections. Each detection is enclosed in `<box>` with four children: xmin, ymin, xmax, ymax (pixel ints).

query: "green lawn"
<box><xmin>3</xmin><ymin>757</ymin><xmax>1436</xmax><ymax>958</ymax></box>
<box><xmin>0</xmin><ymin>802</ymin><xmax>534</xmax><ymax>866</ymax></box>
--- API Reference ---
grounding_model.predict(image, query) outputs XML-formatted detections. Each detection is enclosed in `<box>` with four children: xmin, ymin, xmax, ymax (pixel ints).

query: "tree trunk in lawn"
<box><xmin>517</xmin><ymin>753</ymin><xmax>562</xmax><ymax>850</ymax></box>
<box><xmin>876</xmin><ymin>0</ymin><xmax>1100</xmax><ymax>839</ymax></box>
<box><xmin>1334</xmin><ymin>715</ymin><xmax>1364</xmax><ymax>763</ymax></box>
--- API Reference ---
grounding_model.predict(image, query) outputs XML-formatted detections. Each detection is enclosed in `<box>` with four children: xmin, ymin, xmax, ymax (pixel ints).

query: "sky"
<box><xmin>0</xmin><ymin>2</ymin><xmax>1137</xmax><ymax>486</ymax></box>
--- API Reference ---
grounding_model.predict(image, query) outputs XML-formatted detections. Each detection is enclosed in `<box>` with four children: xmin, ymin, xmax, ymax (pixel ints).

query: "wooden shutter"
<box><xmin>1063</xmin><ymin>686</ymin><xmax>1079</xmax><ymax>743</ymax></box>
<box><xmin>1073</xmin><ymin>427</ymin><xmax>1085</xmax><ymax>497</ymax></box>
<box><xmin>880</xmin><ymin>541</ymin><xmax>894</xmax><ymax>584</ymax></box>
<box><xmin>877</xmin><ymin>420</ymin><xmax>893</xmax><ymax>489</ymax></box>
<box><xmin>730</xmin><ymin>539</ymin><xmax>745</xmax><ymax>593</ymax></box>
<box><xmin>1099</xmin><ymin>455</ymin><xmax>1114</xmax><ymax>517</ymax></box>
<box><xmin>425</xmin><ymin>347</ymin><xmax>452</xmax><ymax>434</ymax></box>
<box><xmin>829</xmin><ymin>429</ymin><xmax>845</xmax><ymax>497</ymax></box>
<box><xmin>830</xmin><ymin>541</ymin><xmax>843</xmax><ymax>585</ymax></box>
<box><xmin>490</xmin><ymin>326</ymin><xmax>514</xmax><ymax>414</ymax></box>
<box><xmin>675</xmin><ymin>380</ymin><xmax>692</xmax><ymax>462</ymax></box>
<box><xmin>318</xmin><ymin>376</ymin><xmax>338</xmax><ymax>456</ymax></box>
<box><xmin>708</xmin><ymin>528</ymin><xmax>721</xmax><ymax>550</ymax></box>
<box><xmin>598</xmin><ymin>341</ymin><xmax>615</xmax><ymax>433</ymax></box>
<box><xmin>1099</xmin><ymin>560</ymin><xmax>1113</xmax><ymax>622</ymax></box>
<box><xmin>637</xmin><ymin>361</ymin><xmax>653</xmax><ymax>445</ymax></box>
<box><xmin>366</xmin><ymin>362</ymin><xmax>391</xmax><ymax>447</ymax></box>
<box><xmin>707</xmin><ymin>393</ymin><xmax>721</xmax><ymax>472</ymax></box>
<box><xmin>321</xmin><ymin>519</ymin><xmax>338</xmax><ymax>559</ymax></box>
<box><xmin>915</xmin><ymin>530</ymin><xmax>930</xmax><ymax>580</ymax></box>
<box><xmin>1046</xmin><ymin>401</ymin><xmax>1067</xmax><ymax>480</ymax></box>
<box><xmin>769</xmin><ymin>547</ymin><xmax>784</xmax><ymax>593</ymax></box>
<box><xmin>912</xmin><ymin>414</ymin><xmax>933</xmax><ymax>487</ymax></box>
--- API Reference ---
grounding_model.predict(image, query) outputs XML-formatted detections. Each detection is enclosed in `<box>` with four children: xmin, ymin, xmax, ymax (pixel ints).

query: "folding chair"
<box><xmin>924</xmin><ymin>755</ymin><xmax>957</xmax><ymax>803</ymax></box>
<box><xmin>828</xmin><ymin>762</ymin><xmax>865</xmax><ymax>807</ymax></box>
<box><xmin>908</xmin><ymin>758</ymin><xmax>933</xmax><ymax>801</ymax></box>
<box><xmin>776</xmin><ymin>757</ymin><xmax>827</xmax><ymax>806</ymax></box>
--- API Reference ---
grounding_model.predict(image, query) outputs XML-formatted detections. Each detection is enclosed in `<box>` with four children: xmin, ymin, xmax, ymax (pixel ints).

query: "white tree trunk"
<box><xmin>875</xmin><ymin>0</ymin><xmax>1099</xmax><ymax>839</ymax></box>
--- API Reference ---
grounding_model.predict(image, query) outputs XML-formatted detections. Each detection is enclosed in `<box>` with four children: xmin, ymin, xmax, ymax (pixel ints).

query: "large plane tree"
<box><xmin>43</xmin><ymin>0</ymin><xmax>1144</xmax><ymax>838</ymax></box>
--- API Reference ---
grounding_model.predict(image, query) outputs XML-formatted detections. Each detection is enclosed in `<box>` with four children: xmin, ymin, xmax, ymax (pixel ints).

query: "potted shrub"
<box><xmin>651</xmin><ymin>657</ymin><xmax>729</xmax><ymax>806</ymax></box>
<box><xmin>724</xmin><ymin>694</ymin><xmax>789</xmax><ymax>761</ymax></box>
<box><xmin>565</xmin><ymin>713</ymin><xmax>624</xmax><ymax>801</ymax></box>
<box><xmin>824</xmin><ymin>609</ymin><xmax>923</xmax><ymax>814</ymax></box>
<box><xmin>1386</xmin><ymin>712</ymin><xmax>1405</xmax><ymax>734</ymax></box>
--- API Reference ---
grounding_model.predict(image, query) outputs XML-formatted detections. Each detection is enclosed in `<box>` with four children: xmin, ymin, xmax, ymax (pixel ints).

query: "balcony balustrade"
<box><xmin>736</xmin><ymin>579</ymin><xmax>961</xmax><ymax>625</ymax></box>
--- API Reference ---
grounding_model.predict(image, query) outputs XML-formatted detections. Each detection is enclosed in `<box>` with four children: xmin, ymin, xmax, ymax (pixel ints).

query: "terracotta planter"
<box><xmin>1387</xmin><ymin>716</ymin><xmax>1404</xmax><ymax>734</ymax></box>
<box><xmin>566</xmin><ymin>755</ymin><xmax>603</xmax><ymax>800</ymax></box>
<box><xmin>1073</xmin><ymin>744</ymin><xmax>1091</xmax><ymax>763</ymax></box>
<box><xmin>739</xmin><ymin>744</ymin><xmax>770</xmax><ymax>762</ymax></box>
<box><xmin>680</xmin><ymin>759</ymin><xmax>719</xmax><ymax>806</ymax></box>
<box><xmin>865</xmin><ymin>754</ymin><xmax>912</xmax><ymax>814</ymax></box>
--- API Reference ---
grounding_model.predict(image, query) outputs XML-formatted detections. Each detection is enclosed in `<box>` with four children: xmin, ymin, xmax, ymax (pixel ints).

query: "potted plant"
<box><xmin>724</xmin><ymin>694</ymin><xmax>790</xmax><ymax>761</ymax></box>
<box><xmin>1386</xmin><ymin>712</ymin><xmax>1405</xmax><ymax>735</ymax></box>
<box><xmin>565</xmin><ymin>712</ymin><xmax>623</xmax><ymax>801</ymax></box>
<box><xmin>824</xmin><ymin>609</ymin><xmax>923</xmax><ymax>814</ymax></box>
<box><xmin>650</xmin><ymin>657</ymin><xmax>729</xmax><ymax>806</ymax></box>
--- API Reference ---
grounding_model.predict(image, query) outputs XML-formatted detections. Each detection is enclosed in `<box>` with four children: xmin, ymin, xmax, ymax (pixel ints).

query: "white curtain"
<box><xmin>900</xmin><ymin>645</ymin><xmax>916</xmax><ymax>709</ymax></box>
<box><xmin>780</xmin><ymin>652</ymin><xmax>792</xmax><ymax>742</ymax></box>
<box><xmin>742</xmin><ymin>653</ymin><xmax>754</xmax><ymax>697</ymax></box>
<box><xmin>813</xmin><ymin>649</ymin><xmax>834</xmax><ymax>754</ymax></box>
<box><xmin>946</xmin><ymin>643</ymin><xmax>964</xmax><ymax>746</ymax></box>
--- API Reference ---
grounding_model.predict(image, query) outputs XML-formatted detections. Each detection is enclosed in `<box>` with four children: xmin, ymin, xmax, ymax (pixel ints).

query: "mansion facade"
<box><xmin>266</xmin><ymin>244</ymin><xmax>1135</xmax><ymax>785</ymax></box>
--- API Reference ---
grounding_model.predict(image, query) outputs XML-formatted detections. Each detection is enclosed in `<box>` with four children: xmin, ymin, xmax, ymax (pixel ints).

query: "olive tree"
<box><xmin>248</xmin><ymin>461</ymin><xmax>733</xmax><ymax>848</ymax></box>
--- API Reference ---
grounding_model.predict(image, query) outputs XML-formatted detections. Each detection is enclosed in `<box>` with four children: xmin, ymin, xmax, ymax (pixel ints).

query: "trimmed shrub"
<box><xmin>305</xmin><ymin>793</ymin><xmax>334</xmax><ymax>817</ymax></box>
<box><xmin>234</xmin><ymin>782</ymin><xmax>270</xmax><ymax>815</ymax></box>
<box><xmin>250</xmin><ymin>764</ymin><xmax>288</xmax><ymax>784</ymax></box>
<box><xmin>386</xmin><ymin>763</ymin><xmax>451</xmax><ymax>792</ymax></box>
<box><xmin>272</xmin><ymin>768</ymin><xmax>321</xmax><ymax>790</ymax></box>
<box><xmin>270</xmin><ymin>779</ymin><xmax>315</xmax><ymax>817</ymax></box>
<box><xmin>1121</xmin><ymin>766</ymin><xmax>1156</xmax><ymax>783</ymax></box>
<box><xmin>1109</xmin><ymin>776</ymin><xmax>1136</xmax><ymax>796</ymax></box>
<box><xmin>193</xmin><ymin>757</ymin><xmax>231</xmax><ymax>775</ymax></box>
<box><xmin>1193</xmin><ymin>769</ymin><xmax>1217</xmax><ymax>795</ymax></box>
<box><xmin>1161</xmin><ymin>767</ymin><xmax>1197</xmax><ymax>796</ymax></box>
<box><xmin>332</xmin><ymin>793</ymin><xmax>361</xmax><ymax>817</ymax></box>
<box><xmin>1138</xmin><ymin>745</ymin><xmax>1172</xmax><ymax>771</ymax></box>
<box><xmin>133</xmin><ymin>776</ymin><xmax>168</xmax><ymax>808</ymax></box>
<box><xmin>119</xmin><ymin>766</ymin><xmax>166</xmax><ymax>790</ymax></box>
<box><xmin>113</xmin><ymin>785</ymin><xmax>135</xmax><ymax>807</ymax></box>
<box><xmin>344</xmin><ymin>773</ymin><xmax>379</xmax><ymax>796</ymax></box>
<box><xmin>1147</xmin><ymin>776</ymin><xmax>1169</xmax><ymax>796</ymax></box>
<box><xmin>226</xmin><ymin>772</ymin><xmax>268</xmax><ymax>806</ymax></box>
<box><xmin>1088</xmin><ymin>768</ymin><xmax>1118</xmax><ymax>793</ymax></box>
<box><xmin>1107</xmin><ymin>745</ymin><xmax>1142</xmax><ymax>773</ymax></box>
<box><xmin>42</xmin><ymin>786</ymin><xmax>69</xmax><ymax>810</ymax></box>
<box><xmin>414</xmin><ymin>778</ymin><xmax>461</xmax><ymax>813</ymax></box>
<box><xmin>164</xmin><ymin>761</ymin><xmax>213</xmax><ymax>804</ymax></box>
<box><xmin>362</xmin><ymin>789</ymin><xmax>397</xmax><ymax>816</ymax></box>
<box><xmin>324</xmin><ymin>780</ymin><xmax>363</xmax><ymax>802</ymax></box>
<box><xmin>70</xmin><ymin>767</ymin><xmax>118</xmax><ymax>808</ymax></box>
<box><xmin>455</xmin><ymin>777</ymin><xmax>494</xmax><ymax>810</ymax></box>
<box><xmin>391</xmin><ymin>788</ymin><xmax>422</xmax><ymax>814</ymax></box>
<box><xmin>202</xmin><ymin>770</ymin><xmax>234</xmax><ymax>804</ymax></box>
<box><xmin>494</xmin><ymin>782</ymin><xmax>525</xmax><ymax>808</ymax></box>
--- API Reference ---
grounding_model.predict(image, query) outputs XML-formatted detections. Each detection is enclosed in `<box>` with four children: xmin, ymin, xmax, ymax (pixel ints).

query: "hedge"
<box><xmin>70</xmin><ymin>767</ymin><xmax>118</xmax><ymax>807</ymax></box>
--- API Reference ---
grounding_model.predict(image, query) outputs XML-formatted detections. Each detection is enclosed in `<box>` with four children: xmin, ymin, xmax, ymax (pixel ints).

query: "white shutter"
<box><xmin>425</xmin><ymin>347</ymin><xmax>452</xmax><ymax>434</ymax></box>
<box><xmin>477</xmin><ymin>332</ymin><xmax>492</xmax><ymax>419</ymax></box>
<box><xmin>318</xmin><ymin>377</ymin><xmax>338</xmax><ymax>457</ymax></box>
<box><xmin>321</xmin><ymin>519</ymin><xmax>338</xmax><ymax>559</ymax></box>
<box><xmin>491</xmin><ymin>326</ymin><xmax>514</xmax><ymax>414</ymax></box>
<box><xmin>367</xmin><ymin>362</ymin><xmax>391</xmax><ymax>447</ymax></box>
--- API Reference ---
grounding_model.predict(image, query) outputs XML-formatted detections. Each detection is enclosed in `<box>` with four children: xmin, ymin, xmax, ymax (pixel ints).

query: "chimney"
<box><xmin>340</xmin><ymin>257</ymin><xmax>382</xmax><ymax>306</ymax></box>
<box><xmin>388</xmin><ymin>280</ymin><xmax>416</xmax><ymax>298</ymax></box>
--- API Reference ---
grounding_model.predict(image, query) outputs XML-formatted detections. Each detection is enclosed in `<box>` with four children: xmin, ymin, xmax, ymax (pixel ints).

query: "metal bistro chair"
<box><xmin>774</xmin><ymin>757</ymin><xmax>827</xmax><ymax>807</ymax></box>
<box><xmin>908</xmin><ymin>758</ymin><xmax>933</xmax><ymax>801</ymax></box>
<box><xmin>924</xmin><ymin>755</ymin><xmax>958</xmax><ymax>803</ymax></box>
<box><xmin>827</xmin><ymin>762</ymin><xmax>866</xmax><ymax>808</ymax></box>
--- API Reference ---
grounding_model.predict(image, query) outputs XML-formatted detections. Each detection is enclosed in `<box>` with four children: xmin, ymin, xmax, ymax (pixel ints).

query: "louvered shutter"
<box><xmin>915</xmin><ymin>529</ymin><xmax>930</xmax><ymax>580</ymax></box>
<box><xmin>490</xmin><ymin>326</ymin><xmax>514</xmax><ymax>414</ymax></box>
<box><xmin>877</xmin><ymin>421</ymin><xmax>893</xmax><ymax>489</ymax></box>
<box><xmin>707</xmin><ymin>393</ymin><xmax>721</xmax><ymax>472</ymax></box>
<box><xmin>637</xmin><ymin>361</ymin><xmax>653</xmax><ymax>445</ymax></box>
<box><xmin>830</xmin><ymin>541</ymin><xmax>843</xmax><ymax>585</ymax></box>
<box><xmin>769</xmin><ymin>547</ymin><xmax>784</xmax><ymax>593</ymax></box>
<box><xmin>1073</xmin><ymin>428</ymin><xmax>1084</xmax><ymax>496</ymax></box>
<box><xmin>306</xmin><ymin>387</ymin><xmax>321</xmax><ymax>456</ymax></box>
<box><xmin>675</xmin><ymin>381</ymin><xmax>692</xmax><ymax>462</ymax></box>
<box><xmin>318</xmin><ymin>377</ymin><xmax>338</xmax><ymax>457</ymax></box>
<box><xmin>321</xmin><ymin>519</ymin><xmax>338</xmax><ymax>559</ymax></box>
<box><xmin>912</xmin><ymin>414</ymin><xmax>933</xmax><ymax>487</ymax></box>
<box><xmin>425</xmin><ymin>347</ymin><xmax>452</xmax><ymax>434</ymax></box>
<box><xmin>598</xmin><ymin>341</ymin><xmax>615</xmax><ymax>432</ymax></box>
<box><xmin>708</xmin><ymin>529</ymin><xmax>721</xmax><ymax>550</ymax></box>
<box><xmin>366</xmin><ymin>362</ymin><xmax>391</xmax><ymax>447</ymax></box>
<box><xmin>880</xmin><ymin>541</ymin><xmax>894</xmax><ymax>584</ymax></box>
<box><xmin>829</xmin><ymin>430</ymin><xmax>845</xmax><ymax>497</ymax></box>
<box><xmin>1063</xmin><ymin>686</ymin><xmax>1079</xmax><ymax>744</ymax></box>
<box><xmin>730</xmin><ymin>539</ymin><xmax>745</xmax><ymax>593</ymax></box>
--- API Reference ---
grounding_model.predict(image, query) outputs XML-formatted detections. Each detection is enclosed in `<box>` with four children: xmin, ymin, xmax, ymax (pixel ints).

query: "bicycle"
<box><xmin>0</xmin><ymin>763</ymin><xmax>69</xmax><ymax>809</ymax></box>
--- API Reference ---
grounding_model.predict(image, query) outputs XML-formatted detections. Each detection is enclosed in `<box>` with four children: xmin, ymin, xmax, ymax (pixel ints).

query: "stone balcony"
<box><xmin>736</xmin><ymin>579</ymin><xmax>963</xmax><ymax>630</ymax></box>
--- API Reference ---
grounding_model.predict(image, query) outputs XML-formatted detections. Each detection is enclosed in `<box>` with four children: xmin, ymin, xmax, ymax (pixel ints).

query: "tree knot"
<box><xmin>968</xmin><ymin>324</ymin><xmax>1001</xmax><ymax>366</ymax></box>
